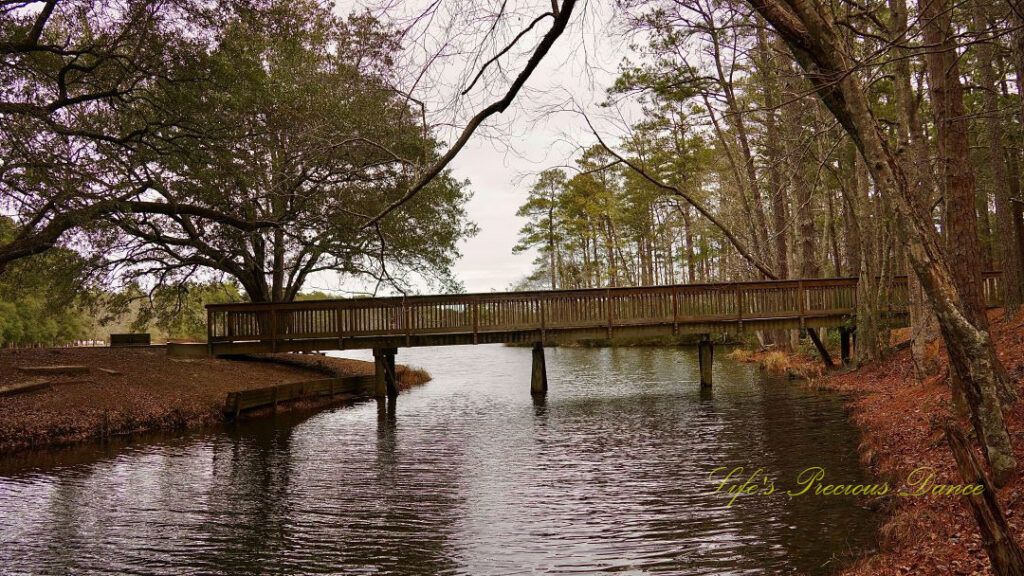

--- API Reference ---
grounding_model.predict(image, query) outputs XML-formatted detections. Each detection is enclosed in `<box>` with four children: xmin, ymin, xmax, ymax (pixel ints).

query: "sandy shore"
<box><xmin>0</xmin><ymin>347</ymin><xmax>429</xmax><ymax>455</ymax></box>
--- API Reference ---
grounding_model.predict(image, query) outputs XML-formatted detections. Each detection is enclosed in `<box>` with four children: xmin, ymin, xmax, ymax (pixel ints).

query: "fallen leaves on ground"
<box><xmin>0</xmin><ymin>348</ymin><xmax>429</xmax><ymax>454</ymax></box>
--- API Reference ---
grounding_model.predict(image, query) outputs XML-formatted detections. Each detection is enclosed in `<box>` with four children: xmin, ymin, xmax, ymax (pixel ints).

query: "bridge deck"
<box><xmin>204</xmin><ymin>273</ymin><xmax>1002</xmax><ymax>355</ymax></box>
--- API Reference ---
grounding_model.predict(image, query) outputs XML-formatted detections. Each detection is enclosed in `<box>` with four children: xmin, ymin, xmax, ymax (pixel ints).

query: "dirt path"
<box><xmin>0</xmin><ymin>347</ymin><xmax>429</xmax><ymax>455</ymax></box>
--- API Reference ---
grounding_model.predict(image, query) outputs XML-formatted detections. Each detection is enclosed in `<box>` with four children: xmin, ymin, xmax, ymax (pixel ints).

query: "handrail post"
<box><xmin>472</xmin><ymin>298</ymin><xmax>479</xmax><ymax>345</ymax></box>
<box><xmin>735</xmin><ymin>285</ymin><xmax>743</xmax><ymax>331</ymax></box>
<box><xmin>270</xmin><ymin>308</ymin><xmax>278</xmax><ymax>353</ymax></box>
<box><xmin>336</xmin><ymin>305</ymin><xmax>344</xmax><ymax>350</ymax></box>
<box><xmin>671</xmin><ymin>287</ymin><xmax>679</xmax><ymax>335</ymax></box>
<box><xmin>207</xmin><ymin>308</ymin><xmax>214</xmax><ymax>355</ymax></box>
<box><xmin>797</xmin><ymin>280</ymin><xmax>806</xmax><ymax>331</ymax></box>
<box><xmin>540</xmin><ymin>296</ymin><xmax>546</xmax><ymax>344</ymax></box>
<box><xmin>406</xmin><ymin>300</ymin><xmax>412</xmax><ymax>346</ymax></box>
<box><xmin>606</xmin><ymin>287</ymin><xmax>613</xmax><ymax>339</ymax></box>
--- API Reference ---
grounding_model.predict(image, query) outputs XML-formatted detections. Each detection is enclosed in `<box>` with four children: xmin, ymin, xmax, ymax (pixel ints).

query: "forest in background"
<box><xmin>512</xmin><ymin>0</ymin><xmax>1024</xmax><ymax>373</ymax></box>
<box><xmin>0</xmin><ymin>0</ymin><xmax>483</xmax><ymax>346</ymax></box>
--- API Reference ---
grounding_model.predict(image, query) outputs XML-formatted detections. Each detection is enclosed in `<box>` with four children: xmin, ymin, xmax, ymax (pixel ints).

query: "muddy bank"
<box><xmin>0</xmin><ymin>347</ymin><xmax>430</xmax><ymax>455</ymax></box>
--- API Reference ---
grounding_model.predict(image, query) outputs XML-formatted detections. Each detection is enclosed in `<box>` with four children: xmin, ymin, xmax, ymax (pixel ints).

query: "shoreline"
<box><xmin>730</xmin><ymin>311</ymin><xmax>1024</xmax><ymax>575</ymax></box>
<box><xmin>6</xmin><ymin>326</ymin><xmax>1021</xmax><ymax>572</ymax></box>
<box><xmin>0</xmin><ymin>347</ymin><xmax>430</xmax><ymax>456</ymax></box>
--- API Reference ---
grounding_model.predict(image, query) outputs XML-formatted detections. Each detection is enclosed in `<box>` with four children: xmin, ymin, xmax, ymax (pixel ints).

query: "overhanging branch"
<box><xmin>359</xmin><ymin>0</ymin><xmax>578</xmax><ymax>230</ymax></box>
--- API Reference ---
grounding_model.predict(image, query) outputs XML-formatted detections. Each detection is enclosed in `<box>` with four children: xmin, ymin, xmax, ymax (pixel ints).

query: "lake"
<box><xmin>0</xmin><ymin>345</ymin><xmax>879</xmax><ymax>575</ymax></box>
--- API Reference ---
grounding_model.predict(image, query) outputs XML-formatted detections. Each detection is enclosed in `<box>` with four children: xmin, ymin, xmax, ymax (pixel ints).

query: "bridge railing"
<box><xmin>206</xmin><ymin>272</ymin><xmax>1001</xmax><ymax>345</ymax></box>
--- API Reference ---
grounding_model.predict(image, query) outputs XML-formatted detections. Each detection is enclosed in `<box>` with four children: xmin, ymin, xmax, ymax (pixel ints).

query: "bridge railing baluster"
<box><xmin>203</xmin><ymin>273</ymin><xmax>1001</xmax><ymax>349</ymax></box>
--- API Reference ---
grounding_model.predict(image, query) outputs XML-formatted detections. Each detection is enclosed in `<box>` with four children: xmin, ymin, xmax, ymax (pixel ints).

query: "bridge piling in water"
<box><xmin>698</xmin><ymin>336</ymin><xmax>713</xmax><ymax>387</ymax></box>
<box><xmin>531</xmin><ymin>343</ymin><xmax>548</xmax><ymax>395</ymax></box>
<box><xmin>374</xmin><ymin>347</ymin><xmax>398</xmax><ymax>399</ymax></box>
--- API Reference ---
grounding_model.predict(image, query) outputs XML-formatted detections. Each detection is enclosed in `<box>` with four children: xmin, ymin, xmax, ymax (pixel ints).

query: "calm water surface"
<box><xmin>0</xmin><ymin>346</ymin><xmax>879</xmax><ymax>575</ymax></box>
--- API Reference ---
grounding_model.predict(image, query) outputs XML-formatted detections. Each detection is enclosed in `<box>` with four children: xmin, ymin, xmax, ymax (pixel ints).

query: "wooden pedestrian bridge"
<box><xmin>198</xmin><ymin>272</ymin><xmax>1002</xmax><ymax>395</ymax></box>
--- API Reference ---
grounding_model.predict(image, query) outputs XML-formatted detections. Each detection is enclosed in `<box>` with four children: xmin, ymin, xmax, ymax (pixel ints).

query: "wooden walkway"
<box><xmin>205</xmin><ymin>272</ymin><xmax>1003</xmax><ymax>356</ymax></box>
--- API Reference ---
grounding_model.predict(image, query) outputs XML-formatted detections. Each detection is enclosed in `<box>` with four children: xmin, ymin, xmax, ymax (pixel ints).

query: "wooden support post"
<box><xmin>807</xmin><ymin>327</ymin><xmax>835</xmax><ymax>368</ymax></box>
<box><xmin>386</xmin><ymin>351</ymin><xmax>397</xmax><ymax>399</ymax></box>
<box><xmin>840</xmin><ymin>327</ymin><xmax>852</xmax><ymax>366</ymax></box>
<box><xmin>531</xmin><ymin>342</ymin><xmax>548</xmax><ymax>395</ymax></box>
<box><xmin>698</xmin><ymin>336</ymin><xmax>713</xmax><ymax>388</ymax></box>
<box><xmin>374</xmin><ymin>350</ymin><xmax>386</xmax><ymax>397</ymax></box>
<box><xmin>373</xmin><ymin>347</ymin><xmax>398</xmax><ymax>398</ymax></box>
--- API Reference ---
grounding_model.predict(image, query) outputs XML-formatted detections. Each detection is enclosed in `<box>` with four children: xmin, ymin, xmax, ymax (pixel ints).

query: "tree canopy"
<box><xmin>0</xmin><ymin>0</ymin><xmax>478</xmax><ymax>302</ymax></box>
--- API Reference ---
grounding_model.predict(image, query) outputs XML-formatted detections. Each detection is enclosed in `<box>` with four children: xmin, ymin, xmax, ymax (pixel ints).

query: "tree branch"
<box><xmin>359</xmin><ymin>0</ymin><xmax>578</xmax><ymax>230</ymax></box>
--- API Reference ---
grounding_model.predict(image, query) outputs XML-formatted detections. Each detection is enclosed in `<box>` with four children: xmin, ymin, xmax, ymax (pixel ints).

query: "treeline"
<box><xmin>516</xmin><ymin>0</ymin><xmax>1024</xmax><ymax>367</ymax></box>
<box><xmin>0</xmin><ymin>216</ymin><xmax>242</xmax><ymax>346</ymax></box>
<box><xmin>514</xmin><ymin>148</ymin><xmax>738</xmax><ymax>291</ymax></box>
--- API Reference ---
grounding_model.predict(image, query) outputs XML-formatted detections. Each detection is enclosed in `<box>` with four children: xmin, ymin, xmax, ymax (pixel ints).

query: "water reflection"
<box><xmin>0</xmin><ymin>345</ymin><xmax>878</xmax><ymax>575</ymax></box>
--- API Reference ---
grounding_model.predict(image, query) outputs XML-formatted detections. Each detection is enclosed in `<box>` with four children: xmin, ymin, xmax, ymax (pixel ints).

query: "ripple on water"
<box><xmin>0</xmin><ymin>345</ymin><xmax>879</xmax><ymax>575</ymax></box>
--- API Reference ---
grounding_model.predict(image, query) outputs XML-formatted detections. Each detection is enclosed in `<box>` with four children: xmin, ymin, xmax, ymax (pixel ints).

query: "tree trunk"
<box><xmin>746</xmin><ymin>0</ymin><xmax>1017</xmax><ymax>485</ymax></box>
<box><xmin>891</xmin><ymin>0</ymin><xmax>941</xmax><ymax>379</ymax></box>
<box><xmin>921</xmin><ymin>0</ymin><xmax>1016</xmax><ymax>405</ymax></box>
<box><xmin>975</xmin><ymin>1</ymin><xmax>1023</xmax><ymax>318</ymax></box>
<box><xmin>548</xmin><ymin>205</ymin><xmax>557</xmax><ymax>289</ymax></box>
<box><xmin>945</xmin><ymin>421</ymin><xmax>1024</xmax><ymax>576</ymax></box>
<box><xmin>848</xmin><ymin>152</ymin><xmax>880</xmax><ymax>363</ymax></box>
<box><xmin>1011</xmin><ymin>2</ymin><xmax>1024</xmax><ymax>304</ymax></box>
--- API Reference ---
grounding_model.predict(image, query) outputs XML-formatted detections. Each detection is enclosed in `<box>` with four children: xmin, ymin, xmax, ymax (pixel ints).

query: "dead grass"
<box><xmin>727</xmin><ymin>346</ymin><xmax>827</xmax><ymax>381</ymax></box>
<box><xmin>726</xmin><ymin>348</ymin><xmax>756</xmax><ymax>363</ymax></box>
<box><xmin>760</xmin><ymin>351</ymin><xmax>791</xmax><ymax>375</ymax></box>
<box><xmin>396</xmin><ymin>366</ymin><xmax>431</xmax><ymax>388</ymax></box>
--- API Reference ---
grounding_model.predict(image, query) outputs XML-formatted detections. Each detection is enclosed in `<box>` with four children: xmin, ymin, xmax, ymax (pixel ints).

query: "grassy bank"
<box><xmin>0</xmin><ymin>347</ymin><xmax>430</xmax><ymax>455</ymax></box>
<box><xmin>725</xmin><ymin>347</ymin><xmax>829</xmax><ymax>380</ymax></box>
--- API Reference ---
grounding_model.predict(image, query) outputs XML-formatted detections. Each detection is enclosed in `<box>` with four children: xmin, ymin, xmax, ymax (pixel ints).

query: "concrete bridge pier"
<box><xmin>374</xmin><ymin>347</ymin><xmax>398</xmax><ymax>399</ymax></box>
<box><xmin>698</xmin><ymin>336</ymin><xmax>713</xmax><ymax>388</ymax></box>
<box><xmin>531</xmin><ymin>343</ymin><xmax>548</xmax><ymax>396</ymax></box>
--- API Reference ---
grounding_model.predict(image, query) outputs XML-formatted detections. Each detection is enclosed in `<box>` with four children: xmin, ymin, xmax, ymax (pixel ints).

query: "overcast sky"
<box><xmin>311</xmin><ymin>0</ymin><xmax>633</xmax><ymax>295</ymax></box>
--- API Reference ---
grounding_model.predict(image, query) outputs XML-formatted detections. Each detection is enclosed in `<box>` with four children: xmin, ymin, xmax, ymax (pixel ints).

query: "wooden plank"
<box><xmin>110</xmin><ymin>333</ymin><xmax>151</xmax><ymax>347</ymax></box>
<box><xmin>0</xmin><ymin>379</ymin><xmax>52</xmax><ymax>397</ymax></box>
<box><xmin>224</xmin><ymin>375</ymin><xmax>376</xmax><ymax>416</ymax></box>
<box><xmin>204</xmin><ymin>273</ymin><xmax>1002</xmax><ymax>351</ymax></box>
<box><xmin>18</xmin><ymin>365</ymin><xmax>90</xmax><ymax>376</ymax></box>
